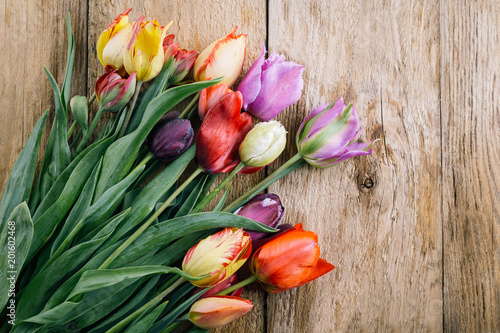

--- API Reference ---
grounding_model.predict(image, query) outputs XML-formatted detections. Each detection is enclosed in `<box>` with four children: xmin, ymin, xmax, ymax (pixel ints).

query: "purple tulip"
<box><xmin>236</xmin><ymin>42</ymin><xmax>304</xmax><ymax>121</ymax></box>
<box><xmin>296</xmin><ymin>97</ymin><xmax>376</xmax><ymax>168</ymax></box>
<box><xmin>147</xmin><ymin>111</ymin><xmax>194</xmax><ymax>162</ymax></box>
<box><xmin>234</xmin><ymin>194</ymin><xmax>284</xmax><ymax>246</ymax></box>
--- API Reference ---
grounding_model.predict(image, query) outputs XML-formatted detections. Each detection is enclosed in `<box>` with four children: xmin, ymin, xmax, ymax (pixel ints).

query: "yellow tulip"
<box><xmin>96</xmin><ymin>9</ymin><xmax>133</xmax><ymax>71</ymax></box>
<box><xmin>123</xmin><ymin>17</ymin><xmax>172</xmax><ymax>82</ymax></box>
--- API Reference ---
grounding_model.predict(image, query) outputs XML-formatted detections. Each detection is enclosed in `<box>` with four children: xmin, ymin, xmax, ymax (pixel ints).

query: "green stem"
<box><xmin>67</xmin><ymin>121</ymin><xmax>77</xmax><ymax>138</ymax></box>
<box><xmin>107</xmin><ymin>277</ymin><xmax>186</xmax><ymax>333</ymax></box>
<box><xmin>88</xmin><ymin>92</ymin><xmax>96</xmax><ymax>106</ymax></box>
<box><xmin>223</xmin><ymin>153</ymin><xmax>304</xmax><ymax>212</ymax></box>
<box><xmin>191</xmin><ymin>162</ymin><xmax>244</xmax><ymax>214</ymax></box>
<box><xmin>179</xmin><ymin>91</ymin><xmax>200</xmax><ymax>119</ymax></box>
<box><xmin>99</xmin><ymin>167</ymin><xmax>203</xmax><ymax>269</ymax></box>
<box><xmin>119</xmin><ymin>80</ymin><xmax>143</xmax><ymax>138</ymax></box>
<box><xmin>216</xmin><ymin>275</ymin><xmax>258</xmax><ymax>296</ymax></box>
<box><xmin>73</xmin><ymin>106</ymin><xmax>105</xmax><ymax>156</ymax></box>
<box><xmin>162</xmin><ymin>322</ymin><xmax>183</xmax><ymax>333</ymax></box>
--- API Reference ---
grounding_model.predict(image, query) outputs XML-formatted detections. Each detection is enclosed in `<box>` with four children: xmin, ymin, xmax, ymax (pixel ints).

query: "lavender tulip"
<box><xmin>237</xmin><ymin>42</ymin><xmax>304</xmax><ymax>121</ymax></box>
<box><xmin>147</xmin><ymin>111</ymin><xmax>194</xmax><ymax>162</ymax></box>
<box><xmin>296</xmin><ymin>97</ymin><xmax>375</xmax><ymax>168</ymax></box>
<box><xmin>234</xmin><ymin>194</ymin><xmax>284</xmax><ymax>246</ymax></box>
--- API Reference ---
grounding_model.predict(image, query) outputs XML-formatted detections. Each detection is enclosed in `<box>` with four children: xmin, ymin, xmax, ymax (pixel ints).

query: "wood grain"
<box><xmin>0</xmin><ymin>0</ymin><xmax>499</xmax><ymax>332</ymax></box>
<box><xmin>267</xmin><ymin>1</ymin><xmax>442</xmax><ymax>332</ymax></box>
<box><xmin>441</xmin><ymin>1</ymin><xmax>500</xmax><ymax>332</ymax></box>
<box><xmin>0</xmin><ymin>0</ymin><xmax>88</xmax><ymax>200</ymax></box>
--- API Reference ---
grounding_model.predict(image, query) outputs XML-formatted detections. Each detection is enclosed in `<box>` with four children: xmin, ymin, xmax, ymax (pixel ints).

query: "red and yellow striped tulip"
<box><xmin>96</xmin><ymin>9</ymin><xmax>133</xmax><ymax>72</ymax></box>
<box><xmin>182</xmin><ymin>228</ymin><xmax>251</xmax><ymax>287</ymax></box>
<box><xmin>123</xmin><ymin>17</ymin><xmax>171</xmax><ymax>82</ymax></box>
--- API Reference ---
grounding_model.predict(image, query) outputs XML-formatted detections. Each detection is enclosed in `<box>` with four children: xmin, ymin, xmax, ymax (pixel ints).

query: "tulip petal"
<box><xmin>302</xmin><ymin>258</ymin><xmax>335</xmax><ymax>285</ymax></box>
<box><xmin>237</xmin><ymin>42</ymin><xmax>266</xmax><ymax>109</ymax></box>
<box><xmin>248</xmin><ymin>60</ymin><xmax>305</xmax><ymax>121</ymax></box>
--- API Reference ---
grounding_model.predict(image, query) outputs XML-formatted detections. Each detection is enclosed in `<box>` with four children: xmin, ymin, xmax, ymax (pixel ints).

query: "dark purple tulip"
<box><xmin>147</xmin><ymin>111</ymin><xmax>194</xmax><ymax>162</ymax></box>
<box><xmin>236</xmin><ymin>42</ymin><xmax>305</xmax><ymax>121</ymax></box>
<box><xmin>234</xmin><ymin>194</ymin><xmax>284</xmax><ymax>245</ymax></box>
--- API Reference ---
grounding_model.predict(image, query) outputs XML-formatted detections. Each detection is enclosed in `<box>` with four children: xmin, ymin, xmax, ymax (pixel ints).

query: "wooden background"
<box><xmin>1</xmin><ymin>0</ymin><xmax>499</xmax><ymax>332</ymax></box>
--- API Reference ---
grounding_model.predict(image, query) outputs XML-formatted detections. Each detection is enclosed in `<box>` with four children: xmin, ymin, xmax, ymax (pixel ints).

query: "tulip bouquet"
<box><xmin>0</xmin><ymin>10</ymin><xmax>375</xmax><ymax>333</ymax></box>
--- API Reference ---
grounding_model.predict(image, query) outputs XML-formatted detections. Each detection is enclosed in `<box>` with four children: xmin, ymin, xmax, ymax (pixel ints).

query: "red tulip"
<box><xmin>196</xmin><ymin>91</ymin><xmax>254</xmax><ymax>173</ymax></box>
<box><xmin>250</xmin><ymin>223</ymin><xmax>334</xmax><ymax>294</ymax></box>
<box><xmin>198</xmin><ymin>83</ymin><xmax>232</xmax><ymax>119</ymax></box>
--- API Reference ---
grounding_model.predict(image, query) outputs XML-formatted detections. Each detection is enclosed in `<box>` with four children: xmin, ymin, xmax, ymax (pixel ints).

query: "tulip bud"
<box><xmin>162</xmin><ymin>34</ymin><xmax>179</xmax><ymax>62</ymax></box>
<box><xmin>296</xmin><ymin>98</ymin><xmax>375</xmax><ymax>168</ymax></box>
<box><xmin>234</xmin><ymin>194</ymin><xmax>284</xmax><ymax>246</ymax></box>
<box><xmin>193</xmin><ymin>27</ymin><xmax>246</xmax><ymax>87</ymax></box>
<box><xmin>95</xmin><ymin>71</ymin><xmax>137</xmax><ymax>112</ymax></box>
<box><xmin>170</xmin><ymin>48</ymin><xmax>199</xmax><ymax>84</ymax></box>
<box><xmin>237</xmin><ymin>42</ymin><xmax>305</xmax><ymax>121</ymax></box>
<box><xmin>198</xmin><ymin>83</ymin><xmax>232</xmax><ymax>119</ymax></box>
<box><xmin>182</xmin><ymin>228</ymin><xmax>251</xmax><ymax>287</ymax></box>
<box><xmin>250</xmin><ymin>223</ymin><xmax>335</xmax><ymax>294</ymax></box>
<box><xmin>96</xmin><ymin>9</ymin><xmax>133</xmax><ymax>72</ymax></box>
<box><xmin>146</xmin><ymin>111</ymin><xmax>194</xmax><ymax>162</ymax></box>
<box><xmin>124</xmin><ymin>17</ymin><xmax>172</xmax><ymax>82</ymax></box>
<box><xmin>193</xmin><ymin>273</ymin><xmax>243</xmax><ymax>299</ymax></box>
<box><xmin>189</xmin><ymin>296</ymin><xmax>253</xmax><ymax>330</ymax></box>
<box><xmin>239</xmin><ymin>121</ymin><xmax>287</xmax><ymax>168</ymax></box>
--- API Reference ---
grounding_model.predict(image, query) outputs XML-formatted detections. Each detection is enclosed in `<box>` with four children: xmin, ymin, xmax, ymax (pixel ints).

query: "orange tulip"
<box><xmin>182</xmin><ymin>228</ymin><xmax>251</xmax><ymax>287</ymax></box>
<box><xmin>193</xmin><ymin>27</ymin><xmax>246</xmax><ymax>87</ymax></box>
<box><xmin>189</xmin><ymin>296</ymin><xmax>253</xmax><ymax>329</ymax></box>
<box><xmin>198</xmin><ymin>83</ymin><xmax>232</xmax><ymax>119</ymax></box>
<box><xmin>250</xmin><ymin>223</ymin><xmax>334</xmax><ymax>293</ymax></box>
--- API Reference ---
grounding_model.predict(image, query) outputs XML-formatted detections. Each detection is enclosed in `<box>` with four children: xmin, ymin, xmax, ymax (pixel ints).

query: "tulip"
<box><xmin>146</xmin><ymin>111</ymin><xmax>194</xmax><ymax>162</ymax></box>
<box><xmin>193</xmin><ymin>27</ymin><xmax>246</xmax><ymax>87</ymax></box>
<box><xmin>95</xmin><ymin>70</ymin><xmax>137</xmax><ymax>112</ymax></box>
<box><xmin>170</xmin><ymin>48</ymin><xmax>199</xmax><ymax>84</ymax></box>
<box><xmin>196</xmin><ymin>91</ymin><xmax>253</xmax><ymax>173</ymax></box>
<box><xmin>96</xmin><ymin>9</ymin><xmax>133</xmax><ymax>72</ymax></box>
<box><xmin>198</xmin><ymin>83</ymin><xmax>232</xmax><ymax>119</ymax></box>
<box><xmin>239</xmin><ymin>121</ymin><xmax>287</xmax><ymax>168</ymax></box>
<box><xmin>250</xmin><ymin>223</ymin><xmax>335</xmax><ymax>294</ymax></box>
<box><xmin>234</xmin><ymin>194</ymin><xmax>284</xmax><ymax>245</ymax></box>
<box><xmin>189</xmin><ymin>296</ymin><xmax>253</xmax><ymax>330</ymax></box>
<box><xmin>124</xmin><ymin>17</ymin><xmax>171</xmax><ymax>82</ymax></box>
<box><xmin>162</xmin><ymin>34</ymin><xmax>179</xmax><ymax>61</ymax></box>
<box><xmin>182</xmin><ymin>228</ymin><xmax>251</xmax><ymax>287</ymax></box>
<box><xmin>296</xmin><ymin>98</ymin><xmax>375</xmax><ymax>168</ymax></box>
<box><xmin>237</xmin><ymin>42</ymin><xmax>305</xmax><ymax>121</ymax></box>
<box><xmin>193</xmin><ymin>273</ymin><xmax>243</xmax><ymax>299</ymax></box>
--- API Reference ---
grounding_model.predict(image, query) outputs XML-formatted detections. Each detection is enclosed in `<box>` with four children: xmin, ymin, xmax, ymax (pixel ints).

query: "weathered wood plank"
<box><xmin>0</xmin><ymin>0</ymin><xmax>88</xmax><ymax>199</ymax></box>
<box><xmin>441</xmin><ymin>1</ymin><xmax>500</xmax><ymax>331</ymax></box>
<box><xmin>267</xmin><ymin>1</ymin><xmax>442</xmax><ymax>332</ymax></box>
<box><xmin>86</xmin><ymin>2</ymin><xmax>266</xmax><ymax>332</ymax></box>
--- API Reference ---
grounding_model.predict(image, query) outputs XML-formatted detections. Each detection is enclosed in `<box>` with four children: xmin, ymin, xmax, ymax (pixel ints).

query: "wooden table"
<box><xmin>1</xmin><ymin>1</ymin><xmax>499</xmax><ymax>332</ymax></box>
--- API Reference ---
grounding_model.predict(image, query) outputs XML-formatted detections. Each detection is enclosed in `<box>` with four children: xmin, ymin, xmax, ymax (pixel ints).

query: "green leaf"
<box><xmin>101</xmin><ymin>145</ymin><xmax>195</xmax><ymax>248</ymax></box>
<box><xmin>94</xmin><ymin>78</ymin><xmax>222</xmax><ymax>200</ymax></box>
<box><xmin>0</xmin><ymin>203</ymin><xmax>33</xmax><ymax>311</ymax></box>
<box><xmin>26</xmin><ymin>136</ymin><xmax>115</xmax><ymax>264</ymax></box>
<box><xmin>213</xmin><ymin>183</ymin><xmax>232</xmax><ymax>212</ymax></box>
<box><xmin>110</xmin><ymin>212</ymin><xmax>277</xmax><ymax>268</ymax></box>
<box><xmin>61</xmin><ymin>14</ymin><xmax>75</xmax><ymax>111</ymax></box>
<box><xmin>124</xmin><ymin>300</ymin><xmax>169</xmax><ymax>333</ymax></box>
<box><xmin>15</xmin><ymin>210</ymin><xmax>130</xmax><ymax>322</ymax></box>
<box><xmin>50</xmin><ymin>159</ymin><xmax>101</xmax><ymax>255</ymax></box>
<box><xmin>69</xmin><ymin>95</ymin><xmax>89</xmax><ymax>133</ymax></box>
<box><xmin>0</xmin><ymin>111</ymin><xmax>47</xmax><ymax>225</ymax></box>
<box><xmin>174</xmin><ymin>174</ymin><xmax>210</xmax><ymax>218</ymax></box>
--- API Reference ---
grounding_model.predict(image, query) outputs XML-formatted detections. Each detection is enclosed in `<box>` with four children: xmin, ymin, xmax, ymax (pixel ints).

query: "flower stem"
<box><xmin>222</xmin><ymin>153</ymin><xmax>304</xmax><ymax>212</ymax></box>
<box><xmin>191</xmin><ymin>162</ymin><xmax>244</xmax><ymax>214</ymax></box>
<box><xmin>179</xmin><ymin>91</ymin><xmax>200</xmax><ymax>119</ymax></box>
<box><xmin>107</xmin><ymin>277</ymin><xmax>186</xmax><ymax>333</ymax></box>
<box><xmin>88</xmin><ymin>92</ymin><xmax>96</xmax><ymax>106</ymax></box>
<box><xmin>119</xmin><ymin>80</ymin><xmax>143</xmax><ymax>138</ymax></box>
<box><xmin>73</xmin><ymin>106</ymin><xmax>104</xmax><ymax>156</ymax></box>
<box><xmin>216</xmin><ymin>275</ymin><xmax>258</xmax><ymax>296</ymax></box>
<box><xmin>67</xmin><ymin>121</ymin><xmax>77</xmax><ymax>138</ymax></box>
<box><xmin>99</xmin><ymin>167</ymin><xmax>203</xmax><ymax>269</ymax></box>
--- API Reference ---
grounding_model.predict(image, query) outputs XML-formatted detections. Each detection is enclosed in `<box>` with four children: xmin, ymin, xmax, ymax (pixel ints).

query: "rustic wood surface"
<box><xmin>0</xmin><ymin>0</ymin><xmax>498</xmax><ymax>332</ymax></box>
